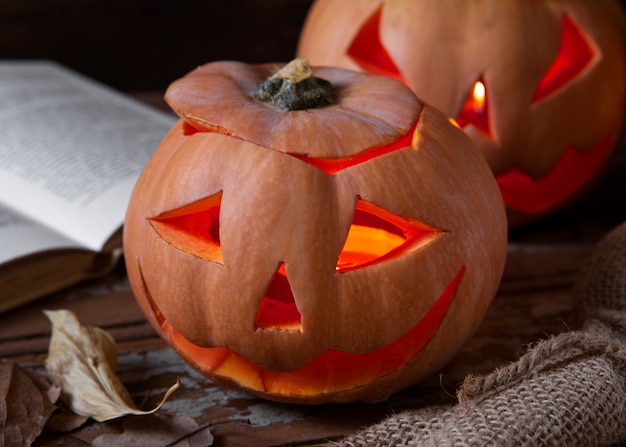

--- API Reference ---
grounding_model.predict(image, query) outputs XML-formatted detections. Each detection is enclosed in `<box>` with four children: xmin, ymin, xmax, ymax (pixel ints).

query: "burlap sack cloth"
<box><xmin>333</xmin><ymin>221</ymin><xmax>626</xmax><ymax>447</ymax></box>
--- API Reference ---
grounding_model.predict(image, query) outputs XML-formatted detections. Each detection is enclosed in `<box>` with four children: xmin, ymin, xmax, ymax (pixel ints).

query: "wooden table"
<box><xmin>2</xmin><ymin>128</ymin><xmax>626</xmax><ymax>446</ymax></box>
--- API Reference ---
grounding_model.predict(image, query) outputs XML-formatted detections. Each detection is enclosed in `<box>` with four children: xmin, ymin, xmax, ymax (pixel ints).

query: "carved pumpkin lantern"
<box><xmin>297</xmin><ymin>0</ymin><xmax>626</xmax><ymax>226</ymax></box>
<box><xmin>124</xmin><ymin>58</ymin><xmax>507</xmax><ymax>403</ymax></box>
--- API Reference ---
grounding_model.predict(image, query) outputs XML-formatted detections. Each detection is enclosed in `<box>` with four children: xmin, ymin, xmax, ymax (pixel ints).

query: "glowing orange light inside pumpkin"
<box><xmin>456</xmin><ymin>79</ymin><xmax>490</xmax><ymax>136</ymax></box>
<box><xmin>337</xmin><ymin>198</ymin><xmax>442</xmax><ymax>272</ymax></box>
<box><xmin>255</xmin><ymin>263</ymin><xmax>301</xmax><ymax>331</ymax></box>
<box><xmin>148</xmin><ymin>192</ymin><xmax>223</xmax><ymax>263</ymax></box>
<box><xmin>338</xmin><ymin>224</ymin><xmax>405</xmax><ymax>270</ymax></box>
<box><xmin>472</xmin><ymin>81</ymin><xmax>486</xmax><ymax>108</ymax></box>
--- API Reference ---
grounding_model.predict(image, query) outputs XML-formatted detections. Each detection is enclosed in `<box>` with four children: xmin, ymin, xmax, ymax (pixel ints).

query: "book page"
<box><xmin>0</xmin><ymin>61</ymin><xmax>176</xmax><ymax>252</ymax></box>
<box><xmin>0</xmin><ymin>203</ymin><xmax>79</xmax><ymax>264</ymax></box>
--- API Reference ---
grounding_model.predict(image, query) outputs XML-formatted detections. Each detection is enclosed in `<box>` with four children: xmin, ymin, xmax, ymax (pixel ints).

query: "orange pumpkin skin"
<box><xmin>123</xmin><ymin>60</ymin><xmax>507</xmax><ymax>404</ymax></box>
<box><xmin>297</xmin><ymin>0</ymin><xmax>626</xmax><ymax>227</ymax></box>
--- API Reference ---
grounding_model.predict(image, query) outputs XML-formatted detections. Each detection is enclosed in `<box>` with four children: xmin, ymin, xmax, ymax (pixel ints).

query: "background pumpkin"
<box><xmin>297</xmin><ymin>0</ymin><xmax>626</xmax><ymax>227</ymax></box>
<box><xmin>124</xmin><ymin>59</ymin><xmax>508</xmax><ymax>404</ymax></box>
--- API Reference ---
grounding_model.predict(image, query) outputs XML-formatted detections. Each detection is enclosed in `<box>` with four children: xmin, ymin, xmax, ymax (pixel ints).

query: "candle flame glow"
<box><xmin>472</xmin><ymin>81</ymin><xmax>486</xmax><ymax>108</ymax></box>
<box><xmin>455</xmin><ymin>78</ymin><xmax>490</xmax><ymax>136</ymax></box>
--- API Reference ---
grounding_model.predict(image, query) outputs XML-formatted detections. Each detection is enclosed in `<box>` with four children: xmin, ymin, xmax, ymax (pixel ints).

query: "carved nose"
<box><xmin>254</xmin><ymin>262</ymin><xmax>302</xmax><ymax>332</ymax></box>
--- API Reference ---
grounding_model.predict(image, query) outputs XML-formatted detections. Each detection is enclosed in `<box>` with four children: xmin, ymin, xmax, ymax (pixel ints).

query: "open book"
<box><xmin>0</xmin><ymin>60</ymin><xmax>176</xmax><ymax>313</ymax></box>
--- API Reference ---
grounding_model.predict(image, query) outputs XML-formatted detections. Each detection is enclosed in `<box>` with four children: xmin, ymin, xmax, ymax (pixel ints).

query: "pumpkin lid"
<box><xmin>164</xmin><ymin>58</ymin><xmax>422</xmax><ymax>159</ymax></box>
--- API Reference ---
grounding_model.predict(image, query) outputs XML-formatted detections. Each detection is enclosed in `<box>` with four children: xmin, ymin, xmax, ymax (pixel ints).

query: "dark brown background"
<box><xmin>2</xmin><ymin>0</ymin><xmax>626</xmax><ymax>93</ymax></box>
<box><xmin>0</xmin><ymin>0</ymin><xmax>316</xmax><ymax>92</ymax></box>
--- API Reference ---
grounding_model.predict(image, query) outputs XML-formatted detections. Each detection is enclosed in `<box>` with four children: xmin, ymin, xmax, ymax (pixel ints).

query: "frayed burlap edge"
<box><xmin>331</xmin><ymin>221</ymin><xmax>626</xmax><ymax>447</ymax></box>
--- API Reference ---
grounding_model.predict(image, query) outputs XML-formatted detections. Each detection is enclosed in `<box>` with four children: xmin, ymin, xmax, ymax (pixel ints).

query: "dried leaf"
<box><xmin>44</xmin><ymin>309</ymin><xmax>179</xmax><ymax>422</ymax></box>
<box><xmin>92</xmin><ymin>414</ymin><xmax>213</xmax><ymax>447</ymax></box>
<box><xmin>0</xmin><ymin>363</ymin><xmax>56</xmax><ymax>447</ymax></box>
<box><xmin>46</xmin><ymin>407</ymin><xmax>89</xmax><ymax>433</ymax></box>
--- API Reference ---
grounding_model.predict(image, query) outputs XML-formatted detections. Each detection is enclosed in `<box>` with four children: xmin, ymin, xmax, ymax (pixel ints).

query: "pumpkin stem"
<box><xmin>253</xmin><ymin>57</ymin><xmax>335</xmax><ymax>111</ymax></box>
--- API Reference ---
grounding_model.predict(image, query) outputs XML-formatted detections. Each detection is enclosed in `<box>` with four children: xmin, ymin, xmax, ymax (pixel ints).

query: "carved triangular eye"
<box><xmin>336</xmin><ymin>198</ymin><xmax>444</xmax><ymax>272</ymax></box>
<box><xmin>531</xmin><ymin>14</ymin><xmax>596</xmax><ymax>104</ymax></box>
<box><xmin>347</xmin><ymin>5</ymin><xmax>404</xmax><ymax>81</ymax></box>
<box><xmin>255</xmin><ymin>263</ymin><xmax>302</xmax><ymax>332</ymax></box>
<box><xmin>148</xmin><ymin>192</ymin><xmax>223</xmax><ymax>264</ymax></box>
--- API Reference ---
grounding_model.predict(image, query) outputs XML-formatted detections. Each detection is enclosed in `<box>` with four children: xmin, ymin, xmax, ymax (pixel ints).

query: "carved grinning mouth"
<box><xmin>138</xmin><ymin>262</ymin><xmax>465</xmax><ymax>398</ymax></box>
<box><xmin>497</xmin><ymin>130</ymin><xmax>616</xmax><ymax>215</ymax></box>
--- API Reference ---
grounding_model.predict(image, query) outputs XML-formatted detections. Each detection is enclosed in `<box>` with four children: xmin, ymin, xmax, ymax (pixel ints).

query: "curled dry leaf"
<box><xmin>44</xmin><ymin>309</ymin><xmax>179</xmax><ymax>422</ymax></box>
